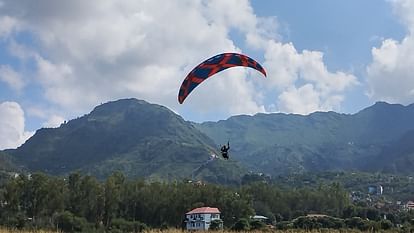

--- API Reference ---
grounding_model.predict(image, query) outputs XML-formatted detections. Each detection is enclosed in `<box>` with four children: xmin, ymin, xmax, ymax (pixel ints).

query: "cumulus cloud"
<box><xmin>263</xmin><ymin>41</ymin><xmax>358</xmax><ymax>114</ymax></box>
<box><xmin>1</xmin><ymin>1</ymin><xmax>243</xmax><ymax>111</ymax></box>
<box><xmin>366</xmin><ymin>0</ymin><xmax>414</xmax><ymax>105</ymax></box>
<box><xmin>0</xmin><ymin>65</ymin><xmax>24</xmax><ymax>91</ymax></box>
<box><xmin>25</xmin><ymin>105</ymin><xmax>66</xmax><ymax>128</ymax></box>
<box><xmin>0</xmin><ymin>0</ymin><xmax>359</xmax><ymax>121</ymax></box>
<box><xmin>277</xmin><ymin>84</ymin><xmax>344</xmax><ymax>114</ymax></box>
<box><xmin>0</xmin><ymin>101</ymin><xmax>33</xmax><ymax>149</ymax></box>
<box><xmin>42</xmin><ymin>114</ymin><xmax>65</xmax><ymax>128</ymax></box>
<box><xmin>391</xmin><ymin>0</ymin><xmax>414</xmax><ymax>32</ymax></box>
<box><xmin>0</xmin><ymin>15</ymin><xmax>18</xmax><ymax>37</ymax></box>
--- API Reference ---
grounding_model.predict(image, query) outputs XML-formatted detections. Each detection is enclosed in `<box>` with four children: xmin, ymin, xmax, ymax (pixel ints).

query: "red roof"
<box><xmin>186</xmin><ymin>207</ymin><xmax>220</xmax><ymax>214</ymax></box>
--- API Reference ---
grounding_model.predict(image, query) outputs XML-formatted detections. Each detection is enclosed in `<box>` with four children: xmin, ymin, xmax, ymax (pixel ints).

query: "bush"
<box><xmin>231</xmin><ymin>218</ymin><xmax>250</xmax><ymax>231</ymax></box>
<box><xmin>293</xmin><ymin>216</ymin><xmax>321</xmax><ymax>230</ymax></box>
<box><xmin>379</xmin><ymin>219</ymin><xmax>393</xmax><ymax>230</ymax></box>
<box><xmin>292</xmin><ymin>216</ymin><xmax>345</xmax><ymax>230</ymax></box>
<box><xmin>249</xmin><ymin>219</ymin><xmax>266</xmax><ymax>230</ymax></box>
<box><xmin>111</xmin><ymin>218</ymin><xmax>148</xmax><ymax>233</ymax></box>
<box><xmin>344</xmin><ymin>217</ymin><xmax>378</xmax><ymax>231</ymax></box>
<box><xmin>1</xmin><ymin>212</ymin><xmax>26</xmax><ymax>229</ymax></box>
<box><xmin>318</xmin><ymin>216</ymin><xmax>345</xmax><ymax>229</ymax></box>
<box><xmin>275</xmin><ymin>221</ymin><xmax>293</xmax><ymax>230</ymax></box>
<box><xmin>209</xmin><ymin>219</ymin><xmax>223</xmax><ymax>230</ymax></box>
<box><xmin>345</xmin><ymin>217</ymin><xmax>364</xmax><ymax>229</ymax></box>
<box><xmin>55</xmin><ymin>211</ymin><xmax>92</xmax><ymax>232</ymax></box>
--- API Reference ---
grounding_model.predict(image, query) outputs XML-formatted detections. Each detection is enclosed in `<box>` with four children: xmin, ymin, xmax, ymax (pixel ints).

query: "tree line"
<box><xmin>0</xmin><ymin>171</ymin><xmax>413</xmax><ymax>232</ymax></box>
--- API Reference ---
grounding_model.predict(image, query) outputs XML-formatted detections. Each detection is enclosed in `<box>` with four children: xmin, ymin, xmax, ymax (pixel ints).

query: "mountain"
<box><xmin>196</xmin><ymin>102</ymin><xmax>414</xmax><ymax>175</ymax></box>
<box><xmin>367</xmin><ymin>129</ymin><xmax>414</xmax><ymax>174</ymax></box>
<box><xmin>0</xmin><ymin>151</ymin><xmax>18</xmax><ymax>172</ymax></box>
<box><xmin>0</xmin><ymin>151</ymin><xmax>22</xmax><ymax>184</ymax></box>
<box><xmin>5</xmin><ymin>99</ymin><xmax>246</xmax><ymax>183</ymax></box>
<box><xmin>3</xmin><ymin>99</ymin><xmax>414</xmax><ymax>181</ymax></box>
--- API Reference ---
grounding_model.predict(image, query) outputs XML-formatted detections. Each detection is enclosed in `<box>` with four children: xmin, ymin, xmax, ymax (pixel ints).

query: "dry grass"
<box><xmin>0</xmin><ymin>228</ymin><xmax>393</xmax><ymax>233</ymax></box>
<box><xmin>0</xmin><ymin>229</ymin><xmax>58</xmax><ymax>233</ymax></box>
<box><xmin>145</xmin><ymin>229</ymin><xmax>388</xmax><ymax>233</ymax></box>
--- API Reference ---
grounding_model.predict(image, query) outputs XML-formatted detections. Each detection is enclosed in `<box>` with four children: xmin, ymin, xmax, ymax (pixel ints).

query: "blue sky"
<box><xmin>1</xmin><ymin>0</ymin><xmax>414</xmax><ymax>149</ymax></box>
<box><xmin>252</xmin><ymin>0</ymin><xmax>406</xmax><ymax>112</ymax></box>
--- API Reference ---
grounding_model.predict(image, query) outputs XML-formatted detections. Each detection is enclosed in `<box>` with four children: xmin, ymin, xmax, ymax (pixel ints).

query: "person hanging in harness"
<box><xmin>220</xmin><ymin>141</ymin><xmax>230</xmax><ymax>160</ymax></box>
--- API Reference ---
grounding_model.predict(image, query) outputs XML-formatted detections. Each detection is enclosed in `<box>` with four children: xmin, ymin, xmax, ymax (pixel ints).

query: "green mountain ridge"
<box><xmin>367</xmin><ymin>129</ymin><xmax>414</xmax><ymax>174</ymax></box>
<box><xmin>2</xmin><ymin>99</ymin><xmax>414</xmax><ymax>181</ymax></box>
<box><xmin>196</xmin><ymin>101</ymin><xmax>414</xmax><ymax>176</ymax></box>
<box><xmin>4</xmin><ymin>98</ymin><xmax>246</xmax><ymax>183</ymax></box>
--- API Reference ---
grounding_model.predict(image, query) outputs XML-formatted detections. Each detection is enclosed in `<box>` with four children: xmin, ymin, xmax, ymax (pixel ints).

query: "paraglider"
<box><xmin>220</xmin><ymin>141</ymin><xmax>230</xmax><ymax>160</ymax></box>
<box><xmin>178</xmin><ymin>52</ymin><xmax>267</xmax><ymax>104</ymax></box>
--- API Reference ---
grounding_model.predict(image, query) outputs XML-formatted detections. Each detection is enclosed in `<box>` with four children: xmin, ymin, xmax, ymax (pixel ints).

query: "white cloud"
<box><xmin>0</xmin><ymin>15</ymin><xmax>18</xmax><ymax>38</ymax></box>
<box><xmin>366</xmin><ymin>0</ymin><xmax>414</xmax><ymax>104</ymax></box>
<box><xmin>277</xmin><ymin>84</ymin><xmax>343</xmax><ymax>114</ymax></box>
<box><xmin>277</xmin><ymin>85</ymin><xmax>320</xmax><ymax>114</ymax></box>
<box><xmin>391</xmin><ymin>0</ymin><xmax>414</xmax><ymax>32</ymax></box>
<box><xmin>263</xmin><ymin>41</ymin><xmax>358</xmax><ymax>114</ymax></box>
<box><xmin>0</xmin><ymin>101</ymin><xmax>33</xmax><ymax>149</ymax></box>
<box><xmin>182</xmin><ymin>68</ymin><xmax>266</xmax><ymax>116</ymax></box>
<box><xmin>42</xmin><ymin>115</ymin><xmax>65</xmax><ymax>128</ymax></box>
<box><xmin>0</xmin><ymin>0</ymin><xmax>359</xmax><ymax>122</ymax></box>
<box><xmin>1</xmin><ymin>1</ymin><xmax>240</xmax><ymax>109</ymax></box>
<box><xmin>26</xmin><ymin>105</ymin><xmax>67</xmax><ymax>128</ymax></box>
<box><xmin>0</xmin><ymin>64</ymin><xmax>24</xmax><ymax>91</ymax></box>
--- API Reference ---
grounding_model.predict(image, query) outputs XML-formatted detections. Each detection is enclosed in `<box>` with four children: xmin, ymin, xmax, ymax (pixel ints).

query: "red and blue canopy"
<box><xmin>178</xmin><ymin>53</ymin><xmax>267</xmax><ymax>104</ymax></box>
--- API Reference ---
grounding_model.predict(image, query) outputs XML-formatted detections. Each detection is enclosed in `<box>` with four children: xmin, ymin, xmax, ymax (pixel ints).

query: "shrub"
<box><xmin>379</xmin><ymin>219</ymin><xmax>393</xmax><ymax>230</ymax></box>
<box><xmin>231</xmin><ymin>218</ymin><xmax>250</xmax><ymax>231</ymax></box>
<box><xmin>55</xmin><ymin>211</ymin><xmax>92</xmax><ymax>232</ymax></box>
<box><xmin>275</xmin><ymin>221</ymin><xmax>293</xmax><ymax>230</ymax></box>
<box><xmin>111</xmin><ymin>218</ymin><xmax>148</xmax><ymax>232</ymax></box>
<box><xmin>249</xmin><ymin>219</ymin><xmax>266</xmax><ymax>230</ymax></box>
<box><xmin>209</xmin><ymin>219</ymin><xmax>223</xmax><ymax>230</ymax></box>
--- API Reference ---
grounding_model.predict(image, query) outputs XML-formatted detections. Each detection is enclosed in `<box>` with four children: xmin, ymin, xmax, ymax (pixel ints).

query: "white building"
<box><xmin>405</xmin><ymin>201</ymin><xmax>414</xmax><ymax>211</ymax></box>
<box><xmin>252</xmin><ymin>215</ymin><xmax>269</xmax><ymax>222</ymax></box>
<box><xmin>185</xmin><ymin>207</ymin><xmax>221</xmax><ymax>230</ymax></box>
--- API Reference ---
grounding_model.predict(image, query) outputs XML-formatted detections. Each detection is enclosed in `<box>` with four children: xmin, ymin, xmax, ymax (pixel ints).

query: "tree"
<box><xmin>380</xmin><ymin>219</ymin><xmax>393</xmax><ymax>230</ymax></box>
<box><xmin>67</xmin><ymin>172</ymin><xmax>83</xmax><ymax>215</ymax></box>
<box><xmin>342</xmin><ymin>205</ymin><xmax>357</xmax><ymax>218</ymax></box>
<box><xmin>232</xmin><ymin>218</ymin><xmax>250</xmax><ymax>231</ymax></box>
<box><xmin>209</xmin><ymin>219</ymin><xmax>223</xmax><ymax>230</ymax></box>
<box><xmin>2</xmin><ymin>175</ymin><xmax>26</xmax><ymax>213</ymax></box>
<box><xmin>250</xmin><ymin>219</ymin><xmax>266</xmax><ymax>230</ymax></box>
<box><xmin>26</xmin><ymin>173</ymin><xmax>49</xmax><ymax>220</ymax></box>
<box><xmin>104</xmin><ymin>172</ymin><xmax>125</xmax><ymax>227</ymax></box>
<box><xmin>79</xmin><ymin>175</ymin><xmax>104</xmax><ymax>226</ymax></box>
<box><xmin>55</xmin><ymin>211</ymin><xmax>91</xmax><ymax>232</ymax></box>
<box><xmin>366</xmin><ymin>208</ymin><xmax>380</xmax><ymax>221</ymax></box>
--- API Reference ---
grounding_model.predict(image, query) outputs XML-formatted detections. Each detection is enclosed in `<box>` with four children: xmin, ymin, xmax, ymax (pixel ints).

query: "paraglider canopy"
<box><xmin>178</xmin><ymin>52</ymin><xmax>266</xmax><ymax>104</ymax></box>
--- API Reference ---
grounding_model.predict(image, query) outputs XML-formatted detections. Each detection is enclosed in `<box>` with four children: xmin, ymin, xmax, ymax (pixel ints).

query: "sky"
<box><xmin>0</xmin><ymin>0</ymin><xmax>413</xmax><ymax>149</ymax></box>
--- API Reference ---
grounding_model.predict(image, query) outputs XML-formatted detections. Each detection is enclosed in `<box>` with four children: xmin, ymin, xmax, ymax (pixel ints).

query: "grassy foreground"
<box><xmin>0</xmin><ymin>228</ymin><xmax>399</xmax><ymax>233</ymax></box>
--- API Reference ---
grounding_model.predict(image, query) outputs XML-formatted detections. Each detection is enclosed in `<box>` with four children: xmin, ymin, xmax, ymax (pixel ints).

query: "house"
<box><xmin>252</xmin><ymin>215</ymin><xmax>269</xmax><ymax>221</ymax></box>
<box><xmin>185</xmin><ymin>207</ymin><xmax>222</xmax><ymax>230</ymax></box>
<box><xmin>368</xmin><ymin>185</ymin><xmax>383</xmax><ymax>195</ymax></box>
<box><xmin>405</xmin><ymin>201</ymin><xmax>414</xmax><ymax>211</ymax></box>
<box><xmin>251</xmin><ymin>215</ymin><xmax>272</xmax><ymax>225</ymax></box>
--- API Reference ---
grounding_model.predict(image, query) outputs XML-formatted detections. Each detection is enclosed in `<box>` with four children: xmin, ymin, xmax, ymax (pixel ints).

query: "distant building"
<box><xmin>405</xmin><ymin>201</ymin><xmax>414</xmax><ymax>211</ymax></box>
<box><xmin>368</xmin><ymin>185</ymin><xmax>383</xmax><ymax>195</ymax></box>
<box><xmin>185</xmin><ymin>207</ymin><xmax>222</xmax><ymax>230</ymax></box>
<box><xmin>252</xmin><ymin>215</ymin><xmax>269</xmax><ymax>221</ymax></box>
<box><xmin>251</xmin><ymin>215</ymin><xmax>272</xmax><ymax>225</ymax></box>
<box><xmin>350</xmin><ymin>191</ymin><xmax>363</xmax><ymax>202</ymax></box>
